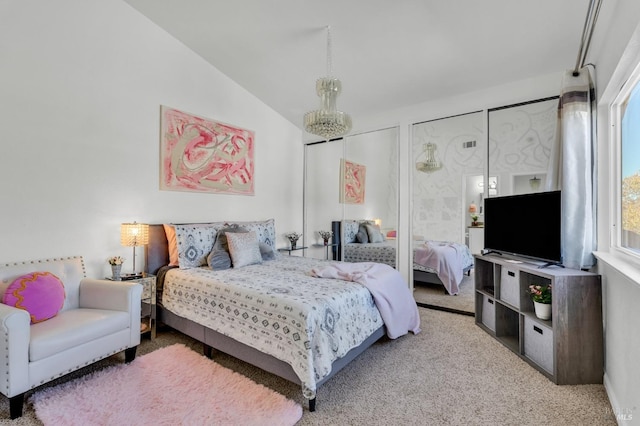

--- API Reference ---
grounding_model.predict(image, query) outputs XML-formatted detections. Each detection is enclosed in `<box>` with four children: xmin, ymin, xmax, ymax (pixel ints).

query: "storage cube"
<box><xmin>500</xmin><ymin>267</ymin><xmax>520</xmax><ymax>308</ymax></box>
<box><xmin>481</xmin><ymin>295</ymin><xmax>496</xmax><ymax>331</ymax></box>
<box><xmin>524</xmin><ymin>316</ymin><xmax>554</xmax><ymax>374</ymax></box>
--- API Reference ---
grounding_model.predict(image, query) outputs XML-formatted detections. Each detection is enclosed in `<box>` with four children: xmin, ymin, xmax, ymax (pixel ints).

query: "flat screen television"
<box><xmin>483</xmin><ymin>190</ymin><xmax>562</xmax><ymax>265</ymax></box>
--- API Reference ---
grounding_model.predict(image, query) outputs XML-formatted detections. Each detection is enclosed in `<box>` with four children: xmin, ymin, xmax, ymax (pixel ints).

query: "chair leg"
<box><xmin>9</xmin><ymin>394</ymin><xmax>24</xmax><ymax>419</ymax></box>
<box><xmin>125</xmin><ymin>346</ymin><xmax>137</xmax><ymax>363</ymax></box>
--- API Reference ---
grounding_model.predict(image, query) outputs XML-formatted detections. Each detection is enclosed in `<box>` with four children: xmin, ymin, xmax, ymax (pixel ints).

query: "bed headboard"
<box><xmin>145</xmin><ymin>224</ymin><xmax>169</xmax><ymax>276</ymax></box>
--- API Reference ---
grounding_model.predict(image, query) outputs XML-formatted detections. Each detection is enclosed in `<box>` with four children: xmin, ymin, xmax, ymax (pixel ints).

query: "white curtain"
<box><xmin>546</xmin><ymin>67</ymin><xmax>597</xmax><ymax>269</ymax></box>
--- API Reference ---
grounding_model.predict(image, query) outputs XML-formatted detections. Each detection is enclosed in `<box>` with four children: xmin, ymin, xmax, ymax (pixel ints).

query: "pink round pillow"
<box><xmin>3</xmin><ymin>272</ymin><xmax>66</xmax><ymax>323</ymax></box>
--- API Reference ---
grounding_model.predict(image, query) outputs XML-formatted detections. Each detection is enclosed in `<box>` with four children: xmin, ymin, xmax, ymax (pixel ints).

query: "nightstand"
<box><xmin>312</xmin><ymin>243</ymin><xmax>339</xmax><ymax>260</ymax></box>
<box><xmin>114</xmin><ymin>275</ymin><xmax>156</xmax><ymax>339</ymax></box>
<box><xmin>278</xmin><ymin>247</ymin><xmax>308</xmax><ymax>256</ymax></box>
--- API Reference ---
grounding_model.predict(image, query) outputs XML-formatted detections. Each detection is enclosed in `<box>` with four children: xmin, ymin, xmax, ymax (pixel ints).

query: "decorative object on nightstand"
<box><xmin>318</xmin><ymin>230</ymin><xmax>333</xmax><ymax>245</ymax></box>
<box><xmin>107</xmin><ymin>256</ymin><xmax>125</xmax><ymax>281</ymax></box>
<box><xmin>120</xmin><ymin>222</ymin><xmax>149</xmax><ymax>280</ymax></box>
<box><xmin>285</xmin><ymin>232</ymin><xmax>302</xmax><ymax>249</ymax></box>
<box><xmin>529</xmin><ymin>284</ymin><xmax>552</xmax><ymax>320</ymax></box>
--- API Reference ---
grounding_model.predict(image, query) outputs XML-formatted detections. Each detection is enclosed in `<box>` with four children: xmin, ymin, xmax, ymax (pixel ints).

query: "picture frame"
<box><xmin>160</xmin><ymin>106</ymin><xmax>255</xmax><ymax>195</ymax></box>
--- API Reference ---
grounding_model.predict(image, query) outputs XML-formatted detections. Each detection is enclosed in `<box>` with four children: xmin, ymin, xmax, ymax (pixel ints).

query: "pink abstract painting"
<box><xmin>340</xmin><ymin>159</ymin><xmax>366</xmax><ymax>204</ymax></box>
<box><xmin>160</xmin><ymin>106</ymin><xmax>255</xmax><ymax>195</ymax></box>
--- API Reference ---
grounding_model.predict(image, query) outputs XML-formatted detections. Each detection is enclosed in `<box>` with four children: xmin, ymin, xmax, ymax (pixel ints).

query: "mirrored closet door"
<box><xmin>487</xmin><ymin>97</ymin><xmax>558</xmax><ymax>198</ymax></box>
<box><xmin>411</xmin><ymin>112</ymin><xmax>484</xmax><ymax>314</ymax></box>
<box><xmin>303</xmin><ymin>127</ymin><xmax>399</xmax><ymax>267</ymax></box>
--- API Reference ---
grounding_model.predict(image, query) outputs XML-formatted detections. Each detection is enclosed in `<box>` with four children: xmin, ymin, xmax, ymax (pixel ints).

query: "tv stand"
<box><xmin>474</xmin><ymin>254</ymin><xmax>602</xmax><ymax>384</ymax></box>
<box><xmin>481</xmin><ymin>249</ymin><xmax>502</xmax><ymax>256</ymax></box>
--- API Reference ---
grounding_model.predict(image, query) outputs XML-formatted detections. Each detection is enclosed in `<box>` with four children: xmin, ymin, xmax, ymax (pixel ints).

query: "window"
<box><xmin>613</xmin><ymin>64</ymin><xmax>640</xmax><ymax>257</ymax></box>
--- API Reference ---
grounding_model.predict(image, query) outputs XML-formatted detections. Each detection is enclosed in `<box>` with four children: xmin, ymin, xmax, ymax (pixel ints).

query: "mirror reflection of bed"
<box><xmin>336</xmin><ymin>220</ymin><xmax>475</xmax><ymax>314</ymax></box>
<box><xmin>413</xmin><ymin>237</ymin><xmax>474</xmax><ymax>315</ymax></box>
<box><xmin>412</xmin><ymin>237</ymin><xmax>475</xmax><ymax>315</ymax></box>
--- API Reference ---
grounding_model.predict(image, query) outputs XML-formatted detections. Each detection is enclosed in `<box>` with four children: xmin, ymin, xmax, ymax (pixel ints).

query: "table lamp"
<box><xmin>120</xmin><ymin>221</ymin><xmax>149</xmax><ymax>279</ymax></box>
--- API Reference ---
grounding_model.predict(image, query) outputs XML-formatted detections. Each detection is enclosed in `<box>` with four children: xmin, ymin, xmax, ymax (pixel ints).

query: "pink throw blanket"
<box><xmin>310</xmin><ymin>262</ymin><xmax>421</xmax><ymax>339</ymax></box>
<box><xmin>414</xmin><ymin>242</ymin><xmax>464</xmax><ymax>295</ymax></box>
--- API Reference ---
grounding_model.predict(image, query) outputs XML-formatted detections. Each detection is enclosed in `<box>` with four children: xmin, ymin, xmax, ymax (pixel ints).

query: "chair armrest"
<box><xmin>0</xmin><ymin>304</ymin><xmax>31</xmax><ymax>397</ymax></box>
<box><xmin>80</xmin><ymin>279</ymin><xmax>142</xmax><ymax>349</ymax></box>
<box><xmin>79</xmin><ymin>279</ymin><xmax>142</xmax><ymax>312</ymax></box>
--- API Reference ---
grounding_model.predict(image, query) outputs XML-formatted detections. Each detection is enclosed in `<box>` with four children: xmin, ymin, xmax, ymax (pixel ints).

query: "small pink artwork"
<box><xmin>340</xmin><ymin>159</ymin><xmax>366</xmax><ymax>204</ymax></box>
<box><xmin>160</xmin><ymin>106</ymin><xmax>255</xmax><ymax>195</ymax></box>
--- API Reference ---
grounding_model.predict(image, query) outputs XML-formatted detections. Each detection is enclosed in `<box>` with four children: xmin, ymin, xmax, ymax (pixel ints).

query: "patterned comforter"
<box><xmin>413</xmin><ymin>241</ymin><xmax>475</xmax><ymax>294</ymax></box>
<box><xmin>343</xmin><ymin>240</ymin><xmax>396</xmax><ymax>267</ymax></box>
<box><xmin>161</xmin><ymin>256</ymin><xmax>383</xmax><ymax>399</ymax></box>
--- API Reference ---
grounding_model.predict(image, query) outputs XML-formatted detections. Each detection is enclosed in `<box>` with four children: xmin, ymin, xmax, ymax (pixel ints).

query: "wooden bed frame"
<box><xmin>144</xmin><ymin>224</ymin><xmax>385</xmax><ymax>412</ymax></box>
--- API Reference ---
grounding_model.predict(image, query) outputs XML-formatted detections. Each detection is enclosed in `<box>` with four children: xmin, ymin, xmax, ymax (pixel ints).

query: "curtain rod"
<box><xmin>573</xmin><ymin>0</ymin><xmax>603</xmax><ymax>76</ymax></box>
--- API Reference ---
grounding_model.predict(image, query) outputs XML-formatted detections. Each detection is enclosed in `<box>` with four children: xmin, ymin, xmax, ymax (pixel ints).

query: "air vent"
<box><xmin>463</xmin><ymin>140</ymin><xmax>477</xmax><ymax>149</ymax></box>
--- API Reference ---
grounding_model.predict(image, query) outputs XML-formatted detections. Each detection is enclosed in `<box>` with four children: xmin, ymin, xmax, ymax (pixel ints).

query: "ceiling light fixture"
<box><xmin>415</xmin><ymin>142</ymin><xmax>443</xmax><ymax>173</ymax></box>
<box><xmin>304</xmin><ymin>26</ymin><xmax>352</xmax><ymax>140</ymax></box>
<box><xmin>529</xmin><ymin>175</ymin><xmax>541</xmax><ymax>190</ymax></box>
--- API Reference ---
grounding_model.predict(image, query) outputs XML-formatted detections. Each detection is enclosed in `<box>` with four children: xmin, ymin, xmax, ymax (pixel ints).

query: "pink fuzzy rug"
<box><xmin>30</xmin><ymin>344</ymin><xmax>302</xmax><ymax>426</ymax></box>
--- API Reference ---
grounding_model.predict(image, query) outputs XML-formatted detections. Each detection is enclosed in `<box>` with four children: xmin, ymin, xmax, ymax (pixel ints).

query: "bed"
<box><xmin>412</xmin><ymin>240</ymin><xmax>474</xmax><ymax>295</ymax></box>
<box><xmin>338</xmin><ymin>220</ymin><xmax>474</xmax><ymax>295</ymax></box>
<box><xmin>145</xmin><ymin>220</ymin><xmax>419</xmax><ymax>411</ymax></box>
<box><xmin>339</xmin><ymin>220</ymin><xmax>397</xmax><ymax>267</ymax></box>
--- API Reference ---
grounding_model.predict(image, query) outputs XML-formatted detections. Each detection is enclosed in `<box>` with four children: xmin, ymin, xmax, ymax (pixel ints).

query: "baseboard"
<box><xmin>603</xmin><ymin>372</ymin><xmax>634</xmax><ymax>424</ymax></box>
<box><xmin>416</xmin><ymin>301</ymin><xmax>474</xmax><ymax>317</ymax></box>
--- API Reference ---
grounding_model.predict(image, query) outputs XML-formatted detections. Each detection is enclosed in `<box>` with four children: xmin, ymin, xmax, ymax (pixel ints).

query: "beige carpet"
<box><xmin>413</xmin><ymin>271</ymin><xmax>475</xmax><ymax>314</ymax></box>
<box><xmin>1</xmin><ymin>308</ymin><xmax>614</xmax><ymax>425</ymax></box>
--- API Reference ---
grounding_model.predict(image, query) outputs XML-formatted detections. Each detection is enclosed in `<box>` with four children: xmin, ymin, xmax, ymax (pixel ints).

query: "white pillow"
<box><xmin>227</xmin><ymin>231</ymin><xmax>262</xmax><ymax>268</ymax></box>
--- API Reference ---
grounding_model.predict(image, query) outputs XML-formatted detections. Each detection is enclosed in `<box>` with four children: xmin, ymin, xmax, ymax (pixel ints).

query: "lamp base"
<box><xmin>120</xmin><ymin>273</ymin><xmax>144</xmax><ymax>281</ymax></box>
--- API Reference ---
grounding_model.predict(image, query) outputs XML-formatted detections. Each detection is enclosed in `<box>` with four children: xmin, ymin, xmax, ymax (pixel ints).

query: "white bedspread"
<box><xmin>161</xmin><ymin>256</ymin><xmax>383</xmax><ymax>399</ymax></box>
<box><xmin>413</xmin><ymin>241</ymin><xmax>472</xmax><ymax>295</ymax></box>
<box><xmin>310</xmin><ymin>262</ymin><xmax>421</xmax><ymax>339</ymax></box>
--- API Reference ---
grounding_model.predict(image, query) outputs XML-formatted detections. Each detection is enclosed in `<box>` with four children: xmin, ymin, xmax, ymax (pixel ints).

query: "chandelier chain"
<box><xmin>326</xmin><ymin>26</ymin><xmax>333</xmax><ymax>77</ymax></box>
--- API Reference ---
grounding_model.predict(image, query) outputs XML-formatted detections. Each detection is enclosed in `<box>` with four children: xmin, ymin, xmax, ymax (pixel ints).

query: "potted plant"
<box><xmin>107</xmin><ymin>256</ymin><xmax>125</xmax><ymax>281</ymax></box>
<box><xmin>285</xmin><ymin>232</ymin><xmax>302</xmax><ymax>249</ymax></box>
<box><xmin>318</xmin><ymin>230</ymin><xmax>333</xmax><ymax>245</ymax></box>
<box><xmin>528</xmin><ymin>284</ymin><xmax>552</xmax><ymax>320</ymax></box>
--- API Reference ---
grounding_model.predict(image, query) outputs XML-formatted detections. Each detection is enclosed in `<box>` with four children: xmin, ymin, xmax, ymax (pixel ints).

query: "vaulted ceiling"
<box><xmin>125</xmin><ymin>0</ymin><xmax>594</xmax><ymax>138</ymax></box>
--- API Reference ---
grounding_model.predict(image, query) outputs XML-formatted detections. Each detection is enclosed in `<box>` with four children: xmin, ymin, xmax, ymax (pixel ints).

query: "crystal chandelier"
<box><xmin>415</xmin><ymin>142</ymin><xmax>443</xmax><ymax>173</ymax></box>
<box><xmin>304</xmin><ymin>26</ymin><xmax>352</xmax><ymax>140</ymax></box>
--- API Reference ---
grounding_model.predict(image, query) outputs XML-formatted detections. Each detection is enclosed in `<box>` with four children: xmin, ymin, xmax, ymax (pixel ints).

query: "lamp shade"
<box><xmin>120</xmin><ymin>222</ymin><xmax>149</xmax><ymax>247</ymax></box>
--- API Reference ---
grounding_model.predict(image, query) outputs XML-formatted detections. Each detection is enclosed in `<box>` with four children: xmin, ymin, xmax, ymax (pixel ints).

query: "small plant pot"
<box><xmin>534</xmin><ymin>301</ymin><xmax>551</xmax><ymax>320</ymax></box>
<box><xmin>111</xmin><ymin>264</ymin><xmax>122</xmax><ymax>281</ymax></box>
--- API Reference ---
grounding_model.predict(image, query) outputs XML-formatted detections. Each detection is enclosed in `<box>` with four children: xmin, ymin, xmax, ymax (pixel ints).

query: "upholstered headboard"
<box><xmin>145</xmin><ymin>225</ymin><xmax>169</xmax><ymax>276</ymax></box>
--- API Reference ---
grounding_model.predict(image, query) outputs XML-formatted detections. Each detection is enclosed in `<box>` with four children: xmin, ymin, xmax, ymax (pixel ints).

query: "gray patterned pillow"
<box><xmin>365</xmin><ymin>224</ymin><xmax>384</xmax><ymax>243</ymax></box>
<box><xmin>227</xmin><ymin>231</ymin><xmax>262</xmax><ymax>268</ymax></box>
<box><xmin>174</xmin><ymin>225</ymin><xmax>217</xmax><ymax>269</ymax></box>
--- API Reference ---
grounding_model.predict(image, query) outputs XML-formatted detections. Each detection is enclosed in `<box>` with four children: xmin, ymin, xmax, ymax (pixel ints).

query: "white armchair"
<box><xmin>0</xmin><ymin>256</ymin><xmax>142</xmax><ymax>419</ymax></box>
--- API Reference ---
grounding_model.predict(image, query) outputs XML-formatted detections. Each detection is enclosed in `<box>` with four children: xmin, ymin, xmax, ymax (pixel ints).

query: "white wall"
<box><xmin>591</xmin><ymin>0</ymin><xmax>640</xmax><ymax>421</ymax></box>
<box><xmin>0</xmin><ymin>0</ymin><xmax>303</xmax><ymax>278</ymax></box>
